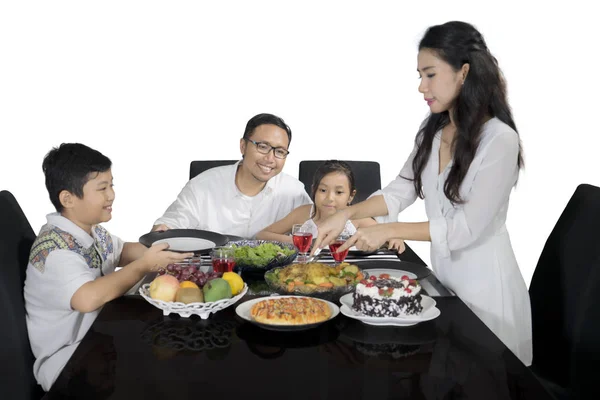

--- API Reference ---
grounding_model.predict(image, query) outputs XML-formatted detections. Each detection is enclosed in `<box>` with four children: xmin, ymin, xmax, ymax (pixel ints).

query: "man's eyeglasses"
<box><xmin>245</xmin><ymin>139</ymin><xmax>290</xmax><ymax>159</ymax></box>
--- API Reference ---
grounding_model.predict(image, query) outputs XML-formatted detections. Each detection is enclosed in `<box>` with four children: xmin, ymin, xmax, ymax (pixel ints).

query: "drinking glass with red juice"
<box><xmin>211</xmin><ymin>246</ymin><xmax>235</xmax><ymax>273</ymax></box>
<box><xmin>329</xmin><ymin>234</ymin><xmax>350</xmax><ymax>264</ymax></box>
<box><xmin>292</xmin><ymin>224</ymin><xmax>313</xmax><ymax>263</ymax></box>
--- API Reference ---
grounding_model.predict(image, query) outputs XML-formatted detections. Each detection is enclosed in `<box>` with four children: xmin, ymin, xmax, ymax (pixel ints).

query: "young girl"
<box><xmin>313</xmin><ymin>21</ymin><xmax>532</xmax><ymax>365</ymax></box>
<box><xmin>256</xmin><ymin>160</ymin><xmax>376</xmax><ymax>244</ymax></box>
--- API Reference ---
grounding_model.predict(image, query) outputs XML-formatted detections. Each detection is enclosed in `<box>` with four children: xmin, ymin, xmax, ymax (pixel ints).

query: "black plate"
<box><xmin>139</xmin><ymin>229</ymin><xmax>228</xmax><ymax>255</ymax></box>
<box><xmin>349</xmin><ymin>260</ymin><xmax>431</xmax><ymax>280</ymax></box>
<box><xmin>224</xmin><ymin>234</ymin><xmax>245</xmax><ymax>242</ymax></box>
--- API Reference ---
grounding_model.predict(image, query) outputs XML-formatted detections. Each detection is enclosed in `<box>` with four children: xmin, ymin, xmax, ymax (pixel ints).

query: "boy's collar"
<box><xmin>46</xmin><ymin>212</ymin><xmax>95</xmax><ymax>248</ymax></box>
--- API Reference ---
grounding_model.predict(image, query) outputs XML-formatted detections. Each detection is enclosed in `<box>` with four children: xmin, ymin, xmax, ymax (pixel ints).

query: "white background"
<box><xmin>1</xmin><ymin>1</ymin><xmax>598</xmax><ymax>287</ymax></box>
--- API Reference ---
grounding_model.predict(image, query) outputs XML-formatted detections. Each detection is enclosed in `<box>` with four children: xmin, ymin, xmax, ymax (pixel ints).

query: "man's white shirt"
<box><xmin>154</xmin><ymin>161</ymin><xmax>311</xmax><ymax>238</ymax></box>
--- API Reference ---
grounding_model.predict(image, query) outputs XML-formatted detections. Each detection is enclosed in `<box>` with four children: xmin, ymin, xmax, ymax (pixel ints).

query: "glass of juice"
<box><xmin>292</xmin><ymin>224</ymin><xmax>313</xmax><ymax>263</ymax></box>
<box><xmin>328</xmin><ymin>234</ymin><xmax>350</xmax><ymax>265</ymax></box>
<box><xmin>211</xmin><ymin>246</ymin><xmax>236</xmax><ymax>273</ymax></box>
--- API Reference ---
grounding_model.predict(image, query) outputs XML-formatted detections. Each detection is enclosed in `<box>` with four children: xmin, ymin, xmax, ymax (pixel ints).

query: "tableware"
<box><xmin>235</xmin><ymin>295</ymin><xmax>339</xmax><ymax>331</ymax></box>
<box><xmin>328</xmin><ymin>234</ymin><xmax>350</xmax><ymax>265</ymax></box>
<box><xmin>348</xmin><ymin>260</ymin><xmax>432</xmax><ymax>280</ymax></box>
<box><xmin>139</xmin><ymin>283</ymin><xmax>248</xmax><ymax>319</ymax></box>
<box><xmin>211</xmin><ymin>246</ymin><xmax>235</xmax><ymax>273</ymax></box>
<box><xmin>264</xmin><ymin>262</ymin><xmax>365</xmax><ymax>302</ymax></box>
<box><xmin>224</xmin><ymin>234</ymin><xmax>245</xmax><ymax>242</ymax></box>
<box><xmin>338</xmin><ymin>293</ymin><xmax>440</xmax><ymax>326</ymax></box>
<box><xmin>292</xmin><ymin>224</ymin><xmax>312</xmax><ymax>263</ymax></box>
<box><xmin>227</xmin><ymin>240</ymin><xmax>297</xmax><ymax>274</ymax></box>
<box><xmin>361</xmin><ymin>268</ymin><xmax>417</xmax><ymax>280</ymax></box>
<box><xmin>139</xmin><ymin>229</ymin><xmax>228</xmax><ymax>255</ymax></box>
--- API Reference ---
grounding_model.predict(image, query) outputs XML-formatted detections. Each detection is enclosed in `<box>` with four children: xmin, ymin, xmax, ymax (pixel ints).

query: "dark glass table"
<box><xmin>46</xmin><ymin>257</ymin><xmax>552</xmax><ymax>400</ymax></box>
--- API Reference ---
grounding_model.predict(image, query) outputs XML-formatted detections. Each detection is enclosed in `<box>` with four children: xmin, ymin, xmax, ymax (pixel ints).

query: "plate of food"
<box><xmin>235</xmin><ymin>295</ymin><xmax>339</xmax><ymax>331</ymax></box>
<box><xmin>139</xmin><ymin>229</ymin><xmax>228</xmax><ymax>255</ymax></box>
<box><xmin>228</xmin><ymin>240</ymin><xmax>297</xmax><ymax>274</ymax></box>
<box><xmin>338</xmin><ymin>273</ymin><xmax>440</xmax><ymax>326</ymax></box>
<box><xmin>264</xmin><ymin>262</ymin><xmax>365</xmax><ymax>301</ymax></box>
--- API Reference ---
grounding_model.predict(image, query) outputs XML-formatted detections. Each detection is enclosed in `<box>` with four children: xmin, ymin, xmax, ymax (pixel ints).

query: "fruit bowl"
<box><xmin>139</xmin><ymin>283</ymin><xmax>248</xmax><ymax>319</ymax></box>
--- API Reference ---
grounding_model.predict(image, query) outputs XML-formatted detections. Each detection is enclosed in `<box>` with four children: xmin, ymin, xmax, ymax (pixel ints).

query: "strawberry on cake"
<box><xmin>352</xmin><ymin>273</ymin><xmax>423</xmax><ymax>317</ymax></box>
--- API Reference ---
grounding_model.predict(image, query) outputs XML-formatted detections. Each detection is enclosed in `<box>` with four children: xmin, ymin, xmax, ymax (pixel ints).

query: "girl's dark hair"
<box><xmin>42</xmin><ymin>143</ymin><xmax>112</xmax><ymax>212</ymax></box>
<box><xmin>310</xmin><ymin>160</ymin><xmax>356</xmax><ymax>218</ymax></box>
<box><xmin>411</xmin><ymin>21</ymin><xmax>523</xmax><ymax>204</ymax></box>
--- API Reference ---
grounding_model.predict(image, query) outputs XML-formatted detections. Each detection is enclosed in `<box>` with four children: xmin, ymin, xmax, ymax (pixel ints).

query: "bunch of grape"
<box><xmin>157</xmin><ymin>264</ymin><xmax>223</xmax><ymax>287</ymax></box>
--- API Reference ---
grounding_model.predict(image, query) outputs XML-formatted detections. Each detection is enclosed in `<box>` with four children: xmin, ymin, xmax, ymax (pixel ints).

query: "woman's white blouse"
<box><xmin>373</xmin><ymin>118</ymin><xmax>532</xmax><ymax>365</ymax></box>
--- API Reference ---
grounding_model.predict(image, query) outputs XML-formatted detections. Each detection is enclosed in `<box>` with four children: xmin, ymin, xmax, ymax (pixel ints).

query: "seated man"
<box><xmin>153</xmin><ymin>113</ymin><xmax>311</xmax><ymax>238</ymax></box>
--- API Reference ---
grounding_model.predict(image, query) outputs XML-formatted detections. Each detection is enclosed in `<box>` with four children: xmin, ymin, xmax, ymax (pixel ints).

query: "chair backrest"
<box><xmin>529</xmin><ymin>183</ymin><xmax>600</xmax><ymax>394</ymax></box>
<box><xmin>0</xmin><ymin>191</ymin><xmax>45</xmax><ymax>399</ymax></box>
<box><xmin>189</xmin><ymin>160</ymin><xmax>238</xmax><ymax>180</ymax></box>
<box><xmin>298</xmin><ymin>160</ymin><xmax>381</xmax><ymax>204</ymax></box>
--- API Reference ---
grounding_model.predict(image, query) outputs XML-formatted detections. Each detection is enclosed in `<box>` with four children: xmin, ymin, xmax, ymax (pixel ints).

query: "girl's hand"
<box><xmin>311</xmin><ymin>210</ymin><xmax>349</xmax><ymax>255</ymax></box>
<box><xmin>337</xmin><ymin>224</ymin><xmax>392</xmax><ymax>253</ymax></box>
<box><xmin>387</xmin><ymin>238</ymin><xmax>406</xmax><ymax>254</ymax></box>
<box><xmin>141</xmin><ymin>243</ymin><xmax>193</xmax><ymax>272</ymax></box>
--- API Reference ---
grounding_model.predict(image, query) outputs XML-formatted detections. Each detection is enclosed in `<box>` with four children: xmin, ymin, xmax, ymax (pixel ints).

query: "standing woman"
<box><xmin>313</xmin><ymin>21</ymin><xmax>532</xmax><ymax>365</ymax></box>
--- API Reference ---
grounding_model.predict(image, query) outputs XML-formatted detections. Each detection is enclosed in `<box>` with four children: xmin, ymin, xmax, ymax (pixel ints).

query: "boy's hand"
<box><xmin>141</xmin><ymin>243</ymin><xmax>192</xmax><ymax>272</ymax></box>
<box><xmin>152</xmin><ymin>224</ymin><xmax>170</xmax><ymax>232</ymax></box>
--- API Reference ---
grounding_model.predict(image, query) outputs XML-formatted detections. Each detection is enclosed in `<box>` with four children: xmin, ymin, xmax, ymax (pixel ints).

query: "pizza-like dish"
<box><xmin>250</xmin><ymin>297</ymin><xmax>332</xmax><ymax>325</ymax></box>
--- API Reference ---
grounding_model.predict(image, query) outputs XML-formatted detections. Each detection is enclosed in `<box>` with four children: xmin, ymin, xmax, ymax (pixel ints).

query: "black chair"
<box><xmin>189</xmin><ymin>160</ymin><xmax>238</xmax><ymax>180</ymax></box>
<box><xmin>298</xmin><ymin>160</ymin><xmax>381</xmax><ymax>204</ymax></box>
<box><xmin>0</xmin><ymin>191</ymin><xmax>45</xmax><ymax>399</ymax></box>
<box><xmin>529</xmin><ymin>184</ymin><xmax>600</xmax><ymax>400</ymax></box>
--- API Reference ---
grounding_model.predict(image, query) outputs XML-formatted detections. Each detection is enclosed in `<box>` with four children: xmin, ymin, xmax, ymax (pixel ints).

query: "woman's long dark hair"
<box><xmin>411</xmin><ymin>21</ymin><xmax>523</xmax><ymax>204</ymax></box>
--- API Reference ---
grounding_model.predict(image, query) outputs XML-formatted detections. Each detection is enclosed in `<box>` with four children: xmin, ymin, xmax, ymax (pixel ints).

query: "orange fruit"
<box><xmin>179</xmin><ymin>281</ymin><xmax>199</xmax><ymax>289</ymax></box>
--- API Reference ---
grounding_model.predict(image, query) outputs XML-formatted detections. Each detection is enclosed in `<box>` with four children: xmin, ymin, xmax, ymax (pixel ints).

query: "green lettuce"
<box><xmin>231</xmin><ymin>242</ymin><xmax>295</xmax><ymax>267</ymax></box>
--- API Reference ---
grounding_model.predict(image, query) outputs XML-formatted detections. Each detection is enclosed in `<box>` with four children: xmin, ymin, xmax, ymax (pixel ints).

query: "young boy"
<box><xmin>23</xmin><ymin>143</ymin><xmax>192</xmax><ymax>391</ymax></box>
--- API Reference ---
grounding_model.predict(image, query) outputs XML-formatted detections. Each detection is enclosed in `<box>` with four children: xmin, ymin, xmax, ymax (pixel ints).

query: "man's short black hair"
<box><xmin>242</xmin><ymin>113</ymin><xmax>292</xmax><ymax>146</ymax></box>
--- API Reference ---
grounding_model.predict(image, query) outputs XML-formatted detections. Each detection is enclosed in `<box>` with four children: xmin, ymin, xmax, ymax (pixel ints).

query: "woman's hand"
<box><xmin>311</xmin><ymin>210</ymin><xmax>350</xmax><ymax>255</ymax></box>
<box><xmin>387</xmin><ymin>238</ymin><xmax>406</xmax><ymax>254</ymax></box>
<box><xmin>337</xmin><ymin>224</ymin><xmax>393</xmax><ymax>253</ymax></box>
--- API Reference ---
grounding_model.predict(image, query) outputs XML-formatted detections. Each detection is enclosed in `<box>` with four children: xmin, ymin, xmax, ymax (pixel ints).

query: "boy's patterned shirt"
<box><xmin>29</xmin><ymin>225</ymin><xmax>114</xmax><ymax>273</ymax></box>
